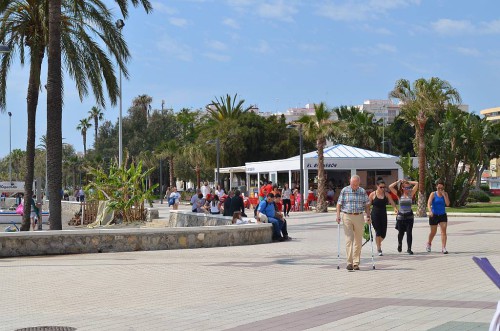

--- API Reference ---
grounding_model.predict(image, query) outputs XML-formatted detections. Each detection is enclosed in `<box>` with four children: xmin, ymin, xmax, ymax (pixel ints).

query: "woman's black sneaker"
<box><xmin>397</xmin><ymin>244</ymin><xmax>402</xmax><ymax>253</ymax></box>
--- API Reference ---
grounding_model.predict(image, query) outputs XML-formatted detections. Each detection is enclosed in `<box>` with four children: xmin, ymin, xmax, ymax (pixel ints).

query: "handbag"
<box><xmin>16</xmin><ymin>203</ymin><xmax>24</xmax><ymax>215</ymax></box>
<box><xmin>168</xmin><ymin>197</ymin><xmax>175</xmax><ymax>206</ymax></box>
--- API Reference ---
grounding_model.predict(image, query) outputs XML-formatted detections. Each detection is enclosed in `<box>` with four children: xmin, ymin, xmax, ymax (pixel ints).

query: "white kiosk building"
<box><xmin>218</xmin><ymin>144</ymin><xmax>403</xmax><ymax>197</ymax></box>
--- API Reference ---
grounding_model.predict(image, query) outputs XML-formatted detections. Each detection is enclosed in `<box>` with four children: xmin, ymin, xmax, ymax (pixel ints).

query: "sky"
<box><xmin>2</xmin><ymin>0</ymin><xmax>500</xmax><ymax>158</ymax></box>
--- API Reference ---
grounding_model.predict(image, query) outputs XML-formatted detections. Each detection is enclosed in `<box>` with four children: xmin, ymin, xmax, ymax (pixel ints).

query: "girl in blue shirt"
<box><xmin>426</xmin><ymin>179</ymin><xmax>451</xmax><ymax>254</ymax></box>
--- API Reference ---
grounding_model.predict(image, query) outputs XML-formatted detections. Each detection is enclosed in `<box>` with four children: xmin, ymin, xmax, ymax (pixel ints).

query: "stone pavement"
<box><xmin>0</xmin><ymin>205</ymin><xmax>498</xmax><ymax>331</ymax></box>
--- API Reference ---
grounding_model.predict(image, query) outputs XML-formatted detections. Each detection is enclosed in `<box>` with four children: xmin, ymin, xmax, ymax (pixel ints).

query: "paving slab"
<box><xmin>0</xmin><ymin>206</ymin><xmax>498</xmax><ymax>331</ymax></box>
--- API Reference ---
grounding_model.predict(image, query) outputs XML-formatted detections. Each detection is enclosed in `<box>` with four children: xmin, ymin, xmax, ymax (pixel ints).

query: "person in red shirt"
<box><xmin>259</xmin><ymin>181</ymin><xmax>273</xmax><ymax>201</ymax></box>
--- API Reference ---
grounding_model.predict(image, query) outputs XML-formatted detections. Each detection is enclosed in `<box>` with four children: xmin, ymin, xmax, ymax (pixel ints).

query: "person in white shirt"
<box><xmin>210</xmin><ymin>195</ymin><xmax>221</xmax><ymax>214</ymax></box>
<box><xmin>200</xmin><ymin>182</ymin><xmax>209</xmax><ymax>199</ymax></box>
<box><xmin>169</xmin><ymin>187</ymin><xmax>181</xmax><ymax>210</ymax></box>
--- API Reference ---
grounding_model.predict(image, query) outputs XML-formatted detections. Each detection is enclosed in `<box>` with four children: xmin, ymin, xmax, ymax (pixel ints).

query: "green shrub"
<box><xmin>468</xmin><ymin>189</ymin><xmax>491</xmax><ymax>203</ymax></box>
<box><xmin>479</xmin><ymin>184</ymin><xmax>491</xmax><ymax>194</ymax></box>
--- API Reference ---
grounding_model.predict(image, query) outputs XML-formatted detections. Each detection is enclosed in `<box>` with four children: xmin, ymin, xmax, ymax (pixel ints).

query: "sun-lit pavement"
<box><xmin>0</xmin><ymin>204</ymin><xmax>498</xmax><ymax>331</ymax></box>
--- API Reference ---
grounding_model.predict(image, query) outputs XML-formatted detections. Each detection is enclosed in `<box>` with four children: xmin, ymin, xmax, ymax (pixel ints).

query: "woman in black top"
<box><xmin>368</xmin><ymin>180</ymin><xmax>398</xmax><ymax>256</ymax></box>
<box><xmin>229</xmin><ymin>190</ymin><xmax>245</xmax><ymax>217</ymax></box>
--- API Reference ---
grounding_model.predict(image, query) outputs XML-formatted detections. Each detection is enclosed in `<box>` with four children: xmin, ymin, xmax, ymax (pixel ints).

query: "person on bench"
<box><xmin>256</xmin><ymin>193</ymin><xmax>284</xmax><ymax>242</ymax></box>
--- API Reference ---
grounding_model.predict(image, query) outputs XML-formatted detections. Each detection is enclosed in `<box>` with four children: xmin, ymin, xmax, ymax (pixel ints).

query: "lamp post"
<box><xmin>8</xmin><ymin>112</ymin><xmax>12</xmax><ymax>183</ymax></box>
<box><xmin>115</xmin><ymin>19</ymin><xmax>125</xmax><ymax>168</ymax></box>
<box><xmin>287</xmin><ymin>123</ymin><xmax>304</xmax><ymax>211</ymax></box>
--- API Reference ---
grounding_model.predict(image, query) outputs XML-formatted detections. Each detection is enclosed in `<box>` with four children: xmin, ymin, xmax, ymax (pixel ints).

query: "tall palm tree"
<box><xmin>44</xmin><ymin>0</ymin><xmax>139</xmax><ymax>229</ymax></box>
<box><xmin>1</xmin><ymin>0</ymin><xmax>48</xmax><ymax>230</ymax></box>
<box><xmin>297</xmin><ymin>102</ymin><xmax>340</xmax><ymax>213</ymax></box>
<box><xmin>132</xmin><ymin>94</ymin><xmax>153</xmax><ymax>119</ymax></box>
<box><xmin>182</xmin><ymin>143</ymin><xmax>207</xmax><ymax>190</ymax></box>
<box><xmin>88</xmin><ymin>106</ymin><xmax>104</xmax><ymax>145</ymax></box>
<box><xmin>389</xmin><ymin>77</ymin><xmax>461</xmax><ymax>216</ymax></box>
<box><xmin>77</xmin><ymin>118</ymin><xmax>92</xmax><ymax>156</ymax></box>
<box><xmin>206</xmin><ymin>93</ymin><xmax>253</xmax><ymax>122</ymax></box>
<box><xmin>159</xmin><ymin>140</ymin><xmax>179</xmax><ymax>188</ymax></box>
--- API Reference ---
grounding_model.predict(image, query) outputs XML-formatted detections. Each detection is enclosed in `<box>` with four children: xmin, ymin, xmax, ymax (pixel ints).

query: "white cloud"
<box><xmin>206</xmin><ymin>40</ymin><xmax>228</xmax><ymax>51</ymax></box>
<box><xmin>317</xmin><ymin>0</ymin><xmax>420</xmax><ymax>21</ymax></box>
<box><xmin>169</xmin><ymin>17</ymin><xmax>188</xmax><ymax>27</ymax></box>
<box><xmin>456</xmin><ymin>47</ymin><xmax>481</xmax><ymax>57</ymax></box>
<box><xmin>431</xmin><ymin>19</ymin><xmax>475</xmax><ymax>35</ymax></box>
<box><xmin>152</xmin><ymin>2</ymin><xmax>177</xmax><ymax>15</ymax></box>
<box><xmin>251</xmin><ymin>40</ymin><xmax>271</xmax><ymax>53</ymax></box>
<box><xmin>298</xmin><ymin>43</ymin><xmax>325</xmax><ymax>52</ymax></box>
<box><xmin>257</xmin><ymin>0</ymin><xmax>298</xmax><ymax>22</ymax></box>
<box><xmin>431</xmin><ymin>18</ymin><xmax>500</xmax><ymax>36</ymax></box>
<box><xmin>376</xmin><ymin>43</ymin><xmax>397</xmax><ymax>53</ymax></box>
<box><xmin>223</xmin><ymin>18</ymin><xmax>240</xmax><ymax>29</ymax></box>
<box><xmin>156</xmin><ymin>34</ymin><xmax>192</xmax><ymax>61</ymax></box>
<box><xmin>203</xmin><ymin>52</ymin><xmax>231</xmax><ymax>62</ymax></box>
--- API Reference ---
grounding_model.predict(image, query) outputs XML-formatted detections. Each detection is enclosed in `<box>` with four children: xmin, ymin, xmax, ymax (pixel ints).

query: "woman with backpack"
<box><xmin>169</xmin><ymin>187</ymin><xmax>181</xmax><ymax>210</ymax></box>
<box><xmin>426</xmin><ymin>179</ymin><xmax>451</xmax><ymax>254</ymax></box>
<box><xmin>389</xmin><ymin>179</ymin><xmax>418</xmax><ymax>255</ymax></box>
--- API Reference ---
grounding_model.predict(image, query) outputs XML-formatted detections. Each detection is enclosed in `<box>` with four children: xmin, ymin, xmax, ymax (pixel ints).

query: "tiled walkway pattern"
<box><xmin>0</xmin><ymin>209</ymin><xmax>498</xmax><ymax>331</ymax></box>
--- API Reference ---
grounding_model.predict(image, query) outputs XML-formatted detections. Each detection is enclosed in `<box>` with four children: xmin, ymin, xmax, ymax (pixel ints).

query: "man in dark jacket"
<box><xmin>229</xmin><ymin>190</ymin><xmax>245</xmax><ymax>217</ymax></box>
<box><xmin>223</xmin><ymin>190</ymin><xmax>234</xmax><ymax>216</ymax></box>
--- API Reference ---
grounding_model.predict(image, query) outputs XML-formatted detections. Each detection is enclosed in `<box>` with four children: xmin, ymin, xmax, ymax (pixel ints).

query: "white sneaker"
<box><xmin>442</xmin><ymin>248</ymin><xmax>448</xmax><ymax>254</ymax></box>
<box><xmin>378</xmin><ymin>250</ymin><xmax>383</xmax><ymax>256</ymax></box>
<box><xmin>426</xmin><ymin>243</ymin><xmax>431</xmax><ymax>252</ymax></box>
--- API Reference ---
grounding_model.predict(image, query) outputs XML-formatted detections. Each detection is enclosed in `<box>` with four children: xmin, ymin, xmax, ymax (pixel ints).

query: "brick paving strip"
<box><xmin>226</xmin><ymin>297</ymin><xmax>496</xmax><ymax>330</ymax></box>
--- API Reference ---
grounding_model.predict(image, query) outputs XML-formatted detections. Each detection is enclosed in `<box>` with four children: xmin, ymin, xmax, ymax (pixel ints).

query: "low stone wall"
<box><xmin>168</xmin><ymin>210</ymin><xmax>233</xmax><ymax>227</ymax></box>
<box><xmin>0</xmin><ymin>224</ymin><xmax>273</xmax><ymax>257</ymax></box>
<box><xmin>61</xmin><ymin>200</ymin><xmax>81</xmax><ymax>224</ymax></box>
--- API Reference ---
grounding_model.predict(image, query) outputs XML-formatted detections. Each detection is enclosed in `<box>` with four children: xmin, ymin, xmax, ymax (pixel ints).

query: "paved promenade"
<box><xmin>0</xmin><ymin>205</ymin><xmax>498</xmax><ymax>330</ymax></box>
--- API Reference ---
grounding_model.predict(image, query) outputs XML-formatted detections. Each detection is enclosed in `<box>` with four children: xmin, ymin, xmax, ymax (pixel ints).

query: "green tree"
<box><xmin>389</xmin><ymin>77</ymin><xmax>461</xmax><ymax>216</ymax></box>
<box><xmin>206</xmin><ymin>93</ymin><xmax>253</xmax><ymax>122</ymax></box>
<box><xmin>132</xmin><ymin>94</ymin><xmax>153</xmax><ymax>120</ymax></box>
<box><xmin>159</xmin><ymin>140</ymin><xmax>180</xmax><ymax>188</ymax></box>
<box><xmin>88</xmin><ymin>106</ymin><xmax>104</xmax><ymax>146</ymax></box>
<box><xmin>335</xmin><ymin>106</ymin><xmax>378</xmax><ymax>150</ymax></box>
<box><xmin>45</xmin><ymin>0</ymin><xmax>137</xmax><ymax>229</ymax></box>
<box><xmin>297</xmin><ymin>102</ymin><xmax>340</xmax><ymax>213</ymax></box>
<box><xmin>1</xmin><ymin>0</ymin><xmax>48</xmax><ymax>230</ymax></box>
<box><xmin>77</xmin><ymin>118</ymin><xmax>92</xmax><ymax>156</ymax></box>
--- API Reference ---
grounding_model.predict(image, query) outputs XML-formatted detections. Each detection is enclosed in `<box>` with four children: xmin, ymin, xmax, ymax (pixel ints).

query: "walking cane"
<box><xmin>369</xmin><ymin>222</ymin><xmax>376</xmax><ymax>270</ymax></box>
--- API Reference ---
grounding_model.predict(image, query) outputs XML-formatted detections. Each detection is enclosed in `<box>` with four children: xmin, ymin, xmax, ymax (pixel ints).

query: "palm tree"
<box><xmin>44</xmin><ymin>0</ymin><xmax>141</xmax><ymax>229</ymax></box>
<box><xmin>77</xmin><ymin>118</ymin><xmax>92</xmax><ymax>156</ymax></box>
<box><xmin>88</xmin><ymin>106</ymin><xmax>104</xmax><ymax>145</ymax></box>
<box><xmin>389</xmin><ymin>77</ymin><xmax>461</xmax><ymax>216</ymax></box>
<box><xmin>132</xmin><ymin>94</ymin><xmax>153</xmax><ymax>119</ymax></box>
<box><xmin>297</xmin><ymin>102</ymin><xmax>340</xmax><ymax>213</ymax></box>
<box><xmin>206</xmin><ymin>93</ymin><xmax>253</xmax><ymax>122</ymax></box>
<box><xmin>159</xmin><ymin>140</ymin><xmax>179</xmax><ymax>189</ymax></box>
<box><xmin>335</xmin><ymin>107</ymin><xmax>379</xmax><ymax>150</ymax></box>
<box><xmin>182</xmin><ymin>143</ymin><xmax>207</xmax><ymax>190</ymax></box>
<box><xmin>1</xmin><ymin>0</ymin><xmax>48</xmax><ymax>230</ymax></box>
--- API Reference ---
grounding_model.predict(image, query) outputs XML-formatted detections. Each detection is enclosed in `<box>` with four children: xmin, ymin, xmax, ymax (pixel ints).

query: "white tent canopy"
<box><xmin>219</xmin><ymin>144</ymin><xmax>403</xmax><ymax>195</ymax></box>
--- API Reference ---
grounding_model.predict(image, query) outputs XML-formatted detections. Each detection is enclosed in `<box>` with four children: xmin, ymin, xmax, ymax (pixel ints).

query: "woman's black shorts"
<box><xmin>429</xmin><ymin>213</ymin><xmax>447</xmax><ymax>226</ymax></box>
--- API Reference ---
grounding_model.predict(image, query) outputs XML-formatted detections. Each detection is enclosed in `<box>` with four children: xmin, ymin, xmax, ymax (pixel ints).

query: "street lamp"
<box><xmin>115</xmin><ymin>19</ymin><xmax>125</xmax><ymax>168</ymax></box>
<box><xmin>159</xmin><ymin>158</ymin><xmax>163</xmax><ymax>204</ymax></box>
<box><xmin>8</xmin><ymin>112</ymin><xmax>12</xmax><ymax>183</ymax></box>
<box><xmin>286</xmin><ymin>123</ymin><xmax>304</xmax><ymax>211</ymax></box>
<box><xmin>207</xmin><ymin>138</ymin><xmax>220</xmax><ymax>187</ymax></box>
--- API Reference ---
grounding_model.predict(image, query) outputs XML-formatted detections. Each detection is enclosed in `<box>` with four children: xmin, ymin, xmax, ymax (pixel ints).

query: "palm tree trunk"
<box><xmin>316</xmin><ymin>138</ymin><xmax>328</xmax><ymax>212</ymax></box>
<box><xmin>169</xmin><ymin>157</ymin><xmax>174</xmax><ymax>188</ymax></box>
<box><xmin>21</xmin><ymin>51</ymin><xmax>44</xmax><ymax>231</ymax></box>
<box><xmin>83</xmin><ymin>132</ymin><xmax>87</xmax><ymax>156</ymax></box>
<box><xmin>417</xmin><ymin>126</ymin><xmax>427</xmax><ymax>217</ymax></box>
<box><xmin>47</xmin><ymin>0</ymin><xmax>63</xmax><ymax>230</ymax></box>
<box><xmin>196</xmin><ymin>165</ymin><xmax>201</xmax><ymax>190</ymax></box>
<box><xmin>94</xmin><ymin>117</ymin><xmax>98</xmax><ymax>145</ymax></box>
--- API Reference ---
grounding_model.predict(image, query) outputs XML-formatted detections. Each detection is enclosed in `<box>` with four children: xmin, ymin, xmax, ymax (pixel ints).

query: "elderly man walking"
<box><xmin>336</xmin><ymin>175</ymin><xmax>371</xmax><ymax>271</ymax></box>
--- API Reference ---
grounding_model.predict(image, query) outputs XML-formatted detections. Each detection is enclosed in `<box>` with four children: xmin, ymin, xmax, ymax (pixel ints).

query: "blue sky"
<box><xmin>2</xmin><ymin>0</ymin><xmax>500</xmax><ymax>157</ymax></box>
